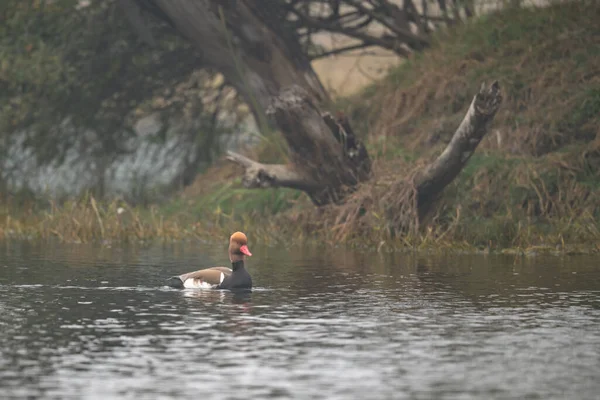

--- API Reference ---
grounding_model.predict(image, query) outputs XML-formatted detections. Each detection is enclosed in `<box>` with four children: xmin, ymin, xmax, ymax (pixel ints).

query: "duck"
<box><xmin>166</xmin><ymin>232</ymin><xmax>253</xmax><ymax>290</ymax></box>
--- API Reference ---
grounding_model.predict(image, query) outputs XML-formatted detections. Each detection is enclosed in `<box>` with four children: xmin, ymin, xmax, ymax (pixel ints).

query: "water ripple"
<box><xmin>0</xmin><ymin>244</ymin><xmax>599</xmax><ymax>399</ymax></box>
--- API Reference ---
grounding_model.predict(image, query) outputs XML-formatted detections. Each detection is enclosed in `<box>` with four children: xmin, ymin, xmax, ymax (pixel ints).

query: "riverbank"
<box><xmin>1</xmin><ymin>2</ymin><xmax>599</xmax><ymax>254</ymax></box>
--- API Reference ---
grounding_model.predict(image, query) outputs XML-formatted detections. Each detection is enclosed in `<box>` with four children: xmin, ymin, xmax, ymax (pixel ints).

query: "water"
<box><xmin>0</xmin><ymin>241</ymin><xmax>599</xmax><ymax>400</ymax></box>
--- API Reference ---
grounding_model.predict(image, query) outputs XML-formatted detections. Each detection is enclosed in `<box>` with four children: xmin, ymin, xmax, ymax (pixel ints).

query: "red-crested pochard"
<box><xmin>166</xmin><ymin>232</ymin><xmax>253</xmax><ymax>290</ymax></box>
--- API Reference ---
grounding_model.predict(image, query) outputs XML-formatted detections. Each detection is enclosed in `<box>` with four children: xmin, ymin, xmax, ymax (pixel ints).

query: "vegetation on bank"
<box><xmin>1</xmin><ymin>2</ymin><xmax>599</xmax><ymax>254</ymax></box>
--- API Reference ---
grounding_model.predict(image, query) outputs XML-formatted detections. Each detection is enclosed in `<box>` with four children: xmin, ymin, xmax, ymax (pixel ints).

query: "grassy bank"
<box><xmin>2</xmin><ymin>1</ymin><xmax>599</xmax><ymax>254</ymax></box>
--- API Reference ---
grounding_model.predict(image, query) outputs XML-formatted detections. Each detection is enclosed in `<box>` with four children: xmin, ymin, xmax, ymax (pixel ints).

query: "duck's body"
<box><xmin>167</xmin><ymin>232</ymin><xmax>253</xmax><ymax>291</ymax></box>
<box><xmin>167</xmin><ymin>262</ymin><xmax>252</xmax><ymax>290</ymax></box>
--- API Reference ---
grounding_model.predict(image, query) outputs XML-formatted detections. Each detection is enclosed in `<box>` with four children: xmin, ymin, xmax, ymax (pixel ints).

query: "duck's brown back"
<box><xmin>166</xmin><ymin>266</ymin><xmax>232</xmax><ymax>288</ymax></box>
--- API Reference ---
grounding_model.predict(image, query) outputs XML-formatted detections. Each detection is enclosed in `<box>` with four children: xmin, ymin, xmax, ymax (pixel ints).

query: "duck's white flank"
<box><xmin>182</xmin><ymin>272</ymin><xmax>225</xmax><ymax>289</ymax></box>
<box><xmin>183</xmin><ymin>279</ymin><xmax>212</xmax><ymax>289</ymax></box>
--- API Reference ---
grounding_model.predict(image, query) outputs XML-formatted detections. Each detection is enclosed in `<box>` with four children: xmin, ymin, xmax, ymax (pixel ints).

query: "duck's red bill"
<box><xmin>240</xmin><ymin>245</ymin><xmax>252</xmax><ymax>256</ymax></box>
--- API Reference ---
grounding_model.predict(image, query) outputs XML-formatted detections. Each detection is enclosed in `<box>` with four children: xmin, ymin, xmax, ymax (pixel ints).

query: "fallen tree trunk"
<box><xmin>377</xmin><ymin>81</ymin><xmax>502</xmax><ymax>232</ymax></box>
<box><xmin>122</xmin><ymin>0</ymin><xmax>371</xmax><ymax>205</ymax></box>
<box><xmin>230</xmin><ymin>82</ymin><xmax>502</xmax><ymax>222</ymax></box>
<box><xmin>129</xmin><ymin>0</ymin><xmax>328</xmax><ymax>112</ymax></box>
<box><xmin>123</xmin><ymin>0</ymin><xmax>500</xmax><ymax>213</ymax></box>
<box><xmin>415</xmin><ymin>81</ymin><xmax>502</xmax><ymax>217</ymax></box>
<box><xmin>227</xmin><ymin>85</ymin><xmax>371</xmax><ymax>205</ymax></box>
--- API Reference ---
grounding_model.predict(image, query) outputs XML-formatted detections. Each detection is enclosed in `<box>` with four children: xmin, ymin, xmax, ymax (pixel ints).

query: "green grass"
<box><xmin>171</xmin><ymin>182</ymin><xmax>303</xmax><ymax>219</ymax></box>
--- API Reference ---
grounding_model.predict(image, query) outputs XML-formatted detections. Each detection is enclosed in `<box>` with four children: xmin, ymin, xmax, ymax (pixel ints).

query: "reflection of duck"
<box><xmin>182</xmin><ymin>288</ymin><xmax>227</xmax><ymax>300</ymax></box>
<box><xmin>166</xmin><ymin>232</ymin><xmax>253</xmax><ymax>290</ymax></box>
<box><xmin>182</xmin><ymin>288</ymin><xmax>252</xmax><ymax>306</ymax></box>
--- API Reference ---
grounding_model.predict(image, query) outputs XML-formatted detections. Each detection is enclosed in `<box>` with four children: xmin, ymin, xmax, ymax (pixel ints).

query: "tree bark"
<box><xmin>228</xmin><ymin>85</ymin><xmax>371</xmax><ymax>205</ymax></box>
<box><xmin>148</xmin><ymin>0</ymin><xmax>328</xmax><ymax>111</ymax></box>
<box><xmin>416</xmin><ymin>81</ymin><xmax>502</xmax><ymax>217</ymax></box>
<box><xmin>124</xmin><ymin>0</ymin><xmax>372</xmax><ymax>205</ymax></box>
<box><xmin>225</xmin><ymin>151</ymin><xmax>320</xmax><ymax>193</ymax></box>
<box><xmin>123</xmin><ymin>1</ymin><xmax>500</xmax><ymax>213</ymax></box>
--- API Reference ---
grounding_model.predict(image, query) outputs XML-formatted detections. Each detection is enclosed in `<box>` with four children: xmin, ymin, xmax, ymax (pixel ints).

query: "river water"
<box><xmin>0</xmin><ymin>241</ymin><xmax>599</xmax><ymax>399</ymax></box>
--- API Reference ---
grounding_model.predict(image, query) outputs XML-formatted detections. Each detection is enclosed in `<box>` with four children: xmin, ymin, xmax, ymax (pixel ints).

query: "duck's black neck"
<box><xmin>231</xmin><ymin>260</ymin><xmax>244</xmax><ymax>271</ymax></box>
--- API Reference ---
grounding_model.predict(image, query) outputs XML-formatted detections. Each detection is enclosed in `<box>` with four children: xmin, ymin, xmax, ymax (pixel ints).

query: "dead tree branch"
<box><xmin>227</xmin><ymin>85</ymin><xmax>371</xmax><ymax>205</ymax></box>
<box><xmin>416</xmin><ymin>81</ymin><xmax>503</xmax><ymax>211</ymax></box>
<box><xmin>226</xmin><ymin>151</ymin><xmax>320</xmax><ymax>192</ymax></box>
<box><xmin>275</xmin><ymin>0</ymin><xmax>474</xmax><ymax>59</ymax></box>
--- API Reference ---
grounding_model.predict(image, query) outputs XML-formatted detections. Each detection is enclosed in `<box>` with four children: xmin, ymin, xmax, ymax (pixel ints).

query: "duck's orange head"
<box><xmin>229</xmin><ymin>231</ymin><xmax>252</xmax><ymax>258</ymax></box>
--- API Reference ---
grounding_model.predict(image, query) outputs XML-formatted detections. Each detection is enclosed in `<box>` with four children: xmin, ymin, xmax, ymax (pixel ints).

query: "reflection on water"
<box><xmin>0</xmin><ymin>241</ymin><xmax>599</xmax><ymax>399</ymax></box>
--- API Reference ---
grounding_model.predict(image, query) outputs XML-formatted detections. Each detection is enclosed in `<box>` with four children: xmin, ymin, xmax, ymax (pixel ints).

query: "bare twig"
<box><xmin>309</xmin><ymin>42</ymin><xmax>377</xmax><ymax>60</ymax></box>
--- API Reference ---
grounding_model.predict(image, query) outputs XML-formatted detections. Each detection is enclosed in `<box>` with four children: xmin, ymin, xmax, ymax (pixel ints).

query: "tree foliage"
<box><xmin>0</xmin><ymin>0</ymin><xmax>238</xmax><ymax>177</ymax></box>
